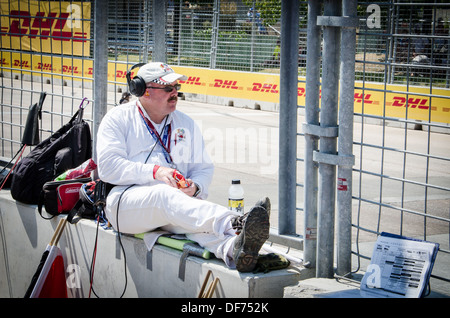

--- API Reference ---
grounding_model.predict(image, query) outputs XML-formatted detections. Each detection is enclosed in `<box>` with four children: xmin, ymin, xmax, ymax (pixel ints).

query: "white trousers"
<box><xmin>105</xmin><ymin>184</ymin><xmax>239</xmax><ymax>267</ymax></box>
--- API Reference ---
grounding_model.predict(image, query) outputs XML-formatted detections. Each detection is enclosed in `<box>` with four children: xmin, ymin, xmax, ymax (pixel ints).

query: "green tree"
<box><xmin>242</xmin><ymin>0</ymin><xmax>308</xmax><ymax>27</ymax></box>
<box><xmin>243</xmin><ymin>0</ymin><xmax>281</xmax><ymax>26</ymax></box>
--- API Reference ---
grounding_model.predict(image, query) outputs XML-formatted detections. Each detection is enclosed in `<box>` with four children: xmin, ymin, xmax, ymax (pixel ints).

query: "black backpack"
<box><xmin>10</xmin><ymin>109</ymin><xmax>92</xmax><ymax>205</ymax></box>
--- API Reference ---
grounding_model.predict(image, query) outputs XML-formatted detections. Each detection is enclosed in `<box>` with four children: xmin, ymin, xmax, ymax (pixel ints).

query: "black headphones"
<box><xmin>126</xmin><ymin>63</ymin><xmax>147</xmax><ymax>97</ymax></box>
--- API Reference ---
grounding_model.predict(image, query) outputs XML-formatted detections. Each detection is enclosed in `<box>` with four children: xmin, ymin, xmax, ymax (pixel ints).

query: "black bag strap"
<box><xmin>67</xmin><ymin>199</ymin><xmax>85</xmax><ymax>224</ymax></box>
<box><xmin>68</xmin><ymin>110</ymin><xmax>82</xmax><ymax>125</ymax></box>
<box><xmin>37</xmin><ymin>190</ymin><xmax>57</xmax><ymax>220</ymax></box>
<box><xmin>74</xmin><ymin>98</ymin><xmax>89</xmax><ymax>124</ymax></box>
<box><xmin>64</xmin><ymin>98</ymin><xmax>89</xmax><ymax>127</ymax></box>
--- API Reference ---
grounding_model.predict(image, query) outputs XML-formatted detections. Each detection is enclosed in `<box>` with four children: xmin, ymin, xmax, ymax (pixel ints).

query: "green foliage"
<box><xmin>242</xmin><ymin>0</ymin><xmax>308</xmax><ymax>27</ymax></box>
<box><xmin>242</xmin><ymin>0</ymin><xmax>281</xmax><ymax>26</ymax></box>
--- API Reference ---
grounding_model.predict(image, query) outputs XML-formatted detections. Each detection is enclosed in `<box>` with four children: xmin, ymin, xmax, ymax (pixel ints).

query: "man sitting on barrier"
<box><xmin>96</xmin><ymin>62</ymin><xmax>270</xmax><ymax>272</ymax></box>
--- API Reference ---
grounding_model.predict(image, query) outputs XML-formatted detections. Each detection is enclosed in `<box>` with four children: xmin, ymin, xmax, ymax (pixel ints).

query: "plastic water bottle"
<box><xmin>228</xmin><ymin>179</ymin><xmax>244</xmax><ymax>215</ymax></box>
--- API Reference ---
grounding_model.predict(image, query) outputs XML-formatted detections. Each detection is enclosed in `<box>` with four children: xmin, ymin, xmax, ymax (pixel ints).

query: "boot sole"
<box><xmin>235</xmin><ymin>207</ymin><xmax>270</xmax><ymax>272</ymax></box>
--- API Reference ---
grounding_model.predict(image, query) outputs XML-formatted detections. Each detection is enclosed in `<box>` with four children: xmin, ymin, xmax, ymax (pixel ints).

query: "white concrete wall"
<box><xmin>0</xmin><ymin>190</ymin><xmax>303</xmax><ymax>298</ymax></box>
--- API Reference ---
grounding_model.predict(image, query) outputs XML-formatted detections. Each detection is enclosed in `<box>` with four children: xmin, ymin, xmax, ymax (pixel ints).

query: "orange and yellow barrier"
<box><xmin>0</xmin><ymin>0</ymin><xmax>91</xmax><ymax>56</ymax></box>
<box><xmin>2</xmin><ymin>51</ymin><xmax>449</xmax><ymax>124</ymax></box>
<box><xmin>175</xmin><ymin>66</ymin><xmax>450</xmax><ymax>124</ymax></box>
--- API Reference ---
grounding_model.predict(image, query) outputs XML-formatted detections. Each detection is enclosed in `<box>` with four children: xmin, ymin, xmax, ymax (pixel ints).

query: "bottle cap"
<box><xmin>231</xmin><ymin>179</ymin><xmax>241</xmax><ymax>184</ymax></box>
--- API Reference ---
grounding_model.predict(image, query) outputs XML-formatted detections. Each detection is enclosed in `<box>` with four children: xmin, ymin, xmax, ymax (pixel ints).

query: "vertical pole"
<box><xmin>387</xmin><ymin>0</ymin><xmax>395</xmax><ymax>84</ymax></box>
<box><xmin>336</xmin><ymin>0</ymin><xmax>357</xmax><ymax>276</ymax></box>
<box><xmin>278</xmin><ymin>0</ymin><xmax>299</xmax><ymax>235</ymax></box>
<box><xmin>177</xmin><ymin>0</ymin><xmax>182</xmax><ymax>65</ymax></box>
<box><xmin>447</xmin><ymin>31</ymin><xmax>450</xmax><ymax>88</ymax></box>
<box><xmin>391</xmin><ymin>3</ymin><xmax>399</xmax><ymax>84</ymax></box>
<box><xmin>93</xmin><ymin>0</ymin><xmax>108</xmax><ymax>164</ymax></box>
<box><xmin>303</xmin><ymin>0</ymin><xmax>322</xmax><ymax>269</ymax></box>
<box><xmin>210</xmin><ymin>0</ymin><xmax>220</xmax><ymax>69</ymax></box>
<box><xmin>143</xmin><ymin>0</ymin><xmax>150</xmax><ymax>62</ymax></box>
<box><xmin>153</xmin><ymin>0</ymin><xmax>167</xmax><ymax>63</ymax></box>
<box><xmin>250</xmin><ymin>0</ymin><xmax>256</xmax><ymax>72</ymax></box>
<box><xmin>316</xmin><ymin>0</ymin><xmax>341</xmax><ymax>278</ymax></box>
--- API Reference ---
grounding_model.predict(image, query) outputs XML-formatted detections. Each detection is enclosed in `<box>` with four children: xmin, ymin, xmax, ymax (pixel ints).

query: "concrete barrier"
<box><xmin>0</xmin><ymin>190</ymin><xmax>310</xmax><ymax>298</ymax></box>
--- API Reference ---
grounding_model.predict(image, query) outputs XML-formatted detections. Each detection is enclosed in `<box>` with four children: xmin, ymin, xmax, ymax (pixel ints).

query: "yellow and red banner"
<box><xmin>0</xmin><ymin>51</ymin><xmax>92</xmax><ymax>78</ymax></box>
<box><xmin>2</xmin><ymin>51</ymin><xmax>449</xmax><ymax>124</ymax></box>
<box><xmin>0</xmin><ymin>0</ymin><xmax>91</xmax><ymax>56</ymax></box>
<box><xmin>175</xmin><ymin>66</ymin><xmax>450</xmax><ymax>124</ymax></box>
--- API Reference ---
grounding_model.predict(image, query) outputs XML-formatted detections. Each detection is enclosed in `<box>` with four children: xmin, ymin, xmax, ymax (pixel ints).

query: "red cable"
<box><xmin>89</xmin><ymin>215</ymin><xmax>100</xmax><ymax>298</ymax></box>
<box><xmin>89</xmin><ymin>243</ymin><xmax>97</xmax><ymax>298</ymax></box>
<box><xmin>0</xmin><ymin>145</ymin><xmax>27</xmax><ymax>191</ymax></box>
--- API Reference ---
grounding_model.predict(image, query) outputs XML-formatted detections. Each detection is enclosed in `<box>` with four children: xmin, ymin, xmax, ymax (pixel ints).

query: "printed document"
<box><xmin>360</xmin><ymin>232</ymin><xmax>438</xmax><ymax>298</ymax></box>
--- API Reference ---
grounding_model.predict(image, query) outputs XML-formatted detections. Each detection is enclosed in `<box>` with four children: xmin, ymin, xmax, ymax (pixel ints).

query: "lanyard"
<box><xmin>137</xmin><ymin>104</ymin><xmax>173</xmax><ymax>165</ymax></box>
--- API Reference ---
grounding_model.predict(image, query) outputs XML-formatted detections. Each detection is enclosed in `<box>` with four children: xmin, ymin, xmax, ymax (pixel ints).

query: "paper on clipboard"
<box><xmin>360</xmin><ymin>232</ymin><xmax>439</xmax><ymax>298</ymax></box>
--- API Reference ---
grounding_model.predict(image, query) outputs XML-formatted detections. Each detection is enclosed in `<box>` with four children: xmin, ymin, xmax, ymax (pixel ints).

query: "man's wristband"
<box><xmin>193</xmin><ymin>183</ymin><xmax>201</xmax><ymax>197</ymax></box>
<box><xmin>153</xmin><ymin>165</ymin><xmax>160</xmax><ymax>179</ymax></box>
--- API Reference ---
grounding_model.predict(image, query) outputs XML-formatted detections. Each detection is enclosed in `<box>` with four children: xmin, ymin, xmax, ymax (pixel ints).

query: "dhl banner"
<box><xmin>174</xmin><ymin>66</ymin><xmax>450</xmax><ymax>125</ymax></box>
<box><xmin>2</xmin><ymin>51</ymin><xmax>450</xmax><ymax>124</ymax></box>
<box><xmin>1</xmin><ymin>51</ymin><xmax>92</xmax><ymax>78</ymax></box>
<box><xmin>0</xmin><ymin>0</ymin><xmax>91</xmax><ymax>56</ymax></box>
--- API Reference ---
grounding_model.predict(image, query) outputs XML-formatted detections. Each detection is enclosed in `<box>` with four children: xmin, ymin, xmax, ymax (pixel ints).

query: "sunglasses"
<box><xmin>146</xmin><ymin>84</ymin><xmax>181</xmax><ymax>93</ymax></box>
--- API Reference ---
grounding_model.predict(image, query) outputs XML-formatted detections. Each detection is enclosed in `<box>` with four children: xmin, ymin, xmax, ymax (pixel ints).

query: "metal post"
<box><xmin>250</xmin><ymin>0</ymin><xmax>256</xmax><ymax>72</ymax></box>
<box><xmin>447</xmin><ymin>31</ymin><xmax>450</xmax><ymax>88</ymax></box>
<box><xmin>143</xmin><ymin>0</ymin><xmax>150</xmax><ymax>62</ymax></box>
<box><xmin>391</xmin><ymin>3</ymin><xmax>400</xmax><ymax>84</ymax></box>
<box><xmin>278</xmin><ymin>0</ymin><xmax>299</xmax><ymax>235</ymax></box>
<box><xmin>303</xmin><ymin>0</ymin><xmax>322</xmax><ymax>269</ymax></box>
<box><xmin>153</xmin><ymin>0</ymin><xmax>167</xmax><ymax>63</ymax></box>
<box><xmin>316</xmin><ymin>0</ymin><xmax>341</xmax><ymax>278</ymax></box>
<box><xmin>177</xmin><ymin>1</ymin><xmax>182</xmax><ymax>65</ymax></box>
<box><xmin>387</xmin><ymin>0</ymin><xmax>395</xmax><ymax>84</ymax></box>
<box><xmin>210</xmin><ymin>0</ymin><xmax>220</xmax><ymax>69</ymax></box>
<box><xmin>93</xmin><ymin>0</ymin><xmax>108</xmax><ymax>164</ymax></box>
<box><xmin>336</xmin><ymin>0</ymin><xmax>357</xmax><ymax>277</ymax></box>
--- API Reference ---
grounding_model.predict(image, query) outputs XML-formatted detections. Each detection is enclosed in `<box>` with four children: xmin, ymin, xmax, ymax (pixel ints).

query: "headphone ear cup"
<box><xmin>129</xmin><ymin>76</ymin><xmax>146</xmax><ymax>97</ymax></box>
<box><xmin>126</xmin><ymin>63</ymin><xmax>147</xmax><ymax>96</ymax></box>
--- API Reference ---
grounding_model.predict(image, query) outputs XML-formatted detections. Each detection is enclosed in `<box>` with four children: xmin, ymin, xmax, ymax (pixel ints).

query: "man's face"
<box><xmin>145</xmin><ymin>81</ymin><xmax>180</xmax><ymax>120</ymax></box>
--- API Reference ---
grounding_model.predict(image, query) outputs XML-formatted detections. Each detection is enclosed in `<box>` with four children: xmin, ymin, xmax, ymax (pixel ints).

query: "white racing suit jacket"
<box><xmin>96</xmin><ymin>100</ymin><xmax>214</xmax><ymax>199</ymax></box>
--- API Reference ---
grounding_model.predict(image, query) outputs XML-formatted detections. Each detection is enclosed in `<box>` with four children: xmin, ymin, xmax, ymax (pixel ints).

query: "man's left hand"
<box><xmin>180</xmin><ymin>179</ymin><xmax>197</xmax><ymax>197</ymax></box>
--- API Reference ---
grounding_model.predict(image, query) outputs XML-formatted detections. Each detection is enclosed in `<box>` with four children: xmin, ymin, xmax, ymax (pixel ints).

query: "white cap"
<box><xmin>137</xmin><ymin>62</ymin><xmax>187</xmax><ymax>85</ymax></box>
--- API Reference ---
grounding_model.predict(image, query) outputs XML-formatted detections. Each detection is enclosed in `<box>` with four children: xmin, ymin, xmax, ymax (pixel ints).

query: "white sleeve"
<box><xmin>96</xmin><ymin>109</ymin><xmax>155</xmax><ymax>186</ymax></box>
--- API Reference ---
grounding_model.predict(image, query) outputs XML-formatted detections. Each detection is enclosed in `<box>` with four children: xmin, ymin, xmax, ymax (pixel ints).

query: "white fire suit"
<box><xmin>96</xmin><ymin>100</ymin><xmax>238</xmax><ymax>266</ymax></box>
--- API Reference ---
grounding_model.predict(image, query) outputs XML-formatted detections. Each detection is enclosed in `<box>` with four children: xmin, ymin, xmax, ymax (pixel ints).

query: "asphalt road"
<box><xmin>2</xmin><ymin>77</ymin><xmax>449</xmax><ymax>242</ymax></box>
<box><xmin>1</xmin><ymin>78</ymin><xmax>449</xmax><ymax>296</ymax></box>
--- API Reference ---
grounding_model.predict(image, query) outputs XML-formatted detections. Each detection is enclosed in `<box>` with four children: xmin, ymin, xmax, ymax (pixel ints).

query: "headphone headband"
<box><xmin>126</xmin><ymin>62</ymin><xmax>146</xmax><ymax>86</ymax></box>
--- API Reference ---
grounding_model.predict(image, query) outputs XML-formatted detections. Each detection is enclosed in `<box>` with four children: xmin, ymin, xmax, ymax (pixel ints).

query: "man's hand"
<box><xmin>154</xmin><ymin>166</ymin><xmax>198</xmax><ymax>197</ymax></box>
<box><xmin>154</xmin><ymin>166</ymin><xmax>178</xmax><ymax>188</ymax></box>
<box><xmin>180</xmin><ymin>179</ymin><xmax>197</xmax><ymax>197</ymax></box>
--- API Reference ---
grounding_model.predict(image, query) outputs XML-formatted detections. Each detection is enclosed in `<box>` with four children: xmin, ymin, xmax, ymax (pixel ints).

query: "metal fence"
<box><xmin>1</xmin><ymin>0</ymin><xmax>449</xmax><ymax>293</ymax></box>
<box><xmin>349</xmin><ymin>1</ymin><xmax>450</xmax><ymax>286</ymax></box>
<box><xmin>296</xmin><ymin>0</ymin><xmax>450</xmax><ymax>289</ymax></box>
<box><xmin>0</xmin><ymin>0</ymin><xmax>94</xmax><ymax>162</ymax></box>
